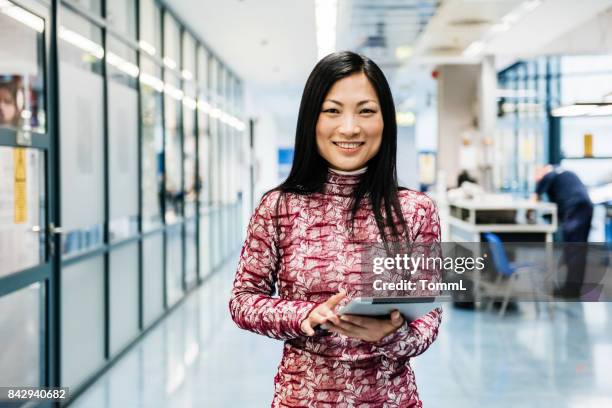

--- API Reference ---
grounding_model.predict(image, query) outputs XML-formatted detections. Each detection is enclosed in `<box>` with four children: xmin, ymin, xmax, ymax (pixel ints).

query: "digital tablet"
<box><xmin>336</xmin><ymin>296</ymin><xmax>450</xmax><ymax>321</ymax></box>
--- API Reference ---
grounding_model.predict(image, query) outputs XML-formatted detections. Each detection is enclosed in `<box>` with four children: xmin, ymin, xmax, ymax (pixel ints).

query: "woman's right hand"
<box><xmin>300</xmin><ymin>291</ymin><xmax>347</xmax><ymax>336</ymax></box>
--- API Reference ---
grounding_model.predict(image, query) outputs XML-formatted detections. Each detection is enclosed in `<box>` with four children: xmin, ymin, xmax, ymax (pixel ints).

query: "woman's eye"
<box><xmin>361</xmin><ymin>108</ymin><xmax>376</xmax><ymax>114</ymax></box>
<box><xmin>323</xmin><ymin>108</ymin><xmax>339</xmax><ymax>114</ymax></box>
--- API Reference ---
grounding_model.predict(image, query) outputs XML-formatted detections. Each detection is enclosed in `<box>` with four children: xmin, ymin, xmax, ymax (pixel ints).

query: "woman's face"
<box><xmin>0</xmin><ymin>87</ymin><xmax>17</xmax><ymax>125</ymax></box>
<box><xmin>316</xmin><ymin>72</ymin><xmax>383</xmax><ymax>172</ymax></box>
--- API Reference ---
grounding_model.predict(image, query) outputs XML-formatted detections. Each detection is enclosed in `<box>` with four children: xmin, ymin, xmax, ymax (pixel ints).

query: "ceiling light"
<box><xmin>138</xmin><ymin>40</ymin><xmax>156</xmax><ymax>56</ymax></box>
<box><xmin>315</xmin><ymin>0</ymin><xmax>338</xmax><ymax>60</ymax></box>
<box><xmin>183</xmin><ymin>97</ymin><xmax>197</xmax><ymax>110</ymax></box>
<box><xmin>163</xmin><ymin>83</ymin><xmax>184</xmax><ymax>100</ymax></box>
<box><xmin>107</xmin><ymin>52</ymin><xmax>139</xmax><ymax>77</ymax></box>
<box><xmin>396</xmin><ymin>111</ymin><xmax>416</xmax><ymax>127</ymax></box>
<box><xmin>181</xmin><ymin>70</ymin><xmax>193</xmax><ymax>81</ymax></box>
<box><xmin>490</xmin><ymin>22</ymin><xmax>511</xmax><ymax>33</ymax></box>
<box><xmin>140</xmin><ymin>73</ymin><xmax>164</xmax><ymax>92</ymax></box>
<box><xmin>463</xmin><ymin>40</ymin><xmax>485</xmax><ymax>58</ymax></box>
<box><xmin>395</xmin><ymin>46</ymin><xmax>413</xmax><ymax>60</ymax></box>
<box><xmin>588</xmin><ymin>105</ymin><xmax>612</xmax><ymax>117</ymax></box>
<box><xmin>163</xmin><ymin>57</ymin><xmax>177</xmax><ymax>70</ymax></box>
<box><xmin>551</xmin><ymin>104</ymin><xmax>599</xmax><ymax>117</ymax></box>
<box><xmin>0</xmin><ymin>1</ymin><xmax>44</xmax><ymax>32</ymax></box>
<box><xmin>58</xmin><ymin>26</ymin><xmax>104</xmax><ymax>59</ymax></box>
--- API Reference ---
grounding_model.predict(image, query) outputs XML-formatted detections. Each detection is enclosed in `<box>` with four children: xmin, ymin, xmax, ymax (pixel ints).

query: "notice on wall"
<box><xmin>13</xmin><ymin>148</ymin><xmax>27</xmax><ymax>223</ymax></box>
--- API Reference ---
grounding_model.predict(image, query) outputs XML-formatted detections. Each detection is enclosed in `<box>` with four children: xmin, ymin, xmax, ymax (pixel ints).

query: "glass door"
<box><xmin>0</xmin><ymin>0</ymin><xmax>55</xmax><ymax>392</ymax></box>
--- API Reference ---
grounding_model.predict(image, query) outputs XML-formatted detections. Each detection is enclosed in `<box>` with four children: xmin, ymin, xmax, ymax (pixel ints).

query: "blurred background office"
<box><xmin>0</xmin><ymin>0</ymin><xmax>611</xmax><ymax>407</ymax></box>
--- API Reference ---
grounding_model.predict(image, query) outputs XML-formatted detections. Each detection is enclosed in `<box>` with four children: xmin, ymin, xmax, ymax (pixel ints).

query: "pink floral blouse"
<box><xmin>229</xmin><ymin>170</ymin><xmax>442</xmax><ymax>407</ymax></box>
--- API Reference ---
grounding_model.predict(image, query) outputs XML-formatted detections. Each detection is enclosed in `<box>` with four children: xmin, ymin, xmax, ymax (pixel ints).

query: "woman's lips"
<box><xmin>332</xmin><ymin>141</ymin><xmax>365</xmax><ymax>153</ymax></box>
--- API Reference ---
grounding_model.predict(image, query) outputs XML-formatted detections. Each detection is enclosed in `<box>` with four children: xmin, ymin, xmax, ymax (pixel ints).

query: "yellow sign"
<box><xmin>584</xmin><ymin>133</ymin><xmax>593</xmax><ymax>158</ymax></box>
<box><xmin>14</xmin><ymin>148</ymin><xmax>27</xmax><ymax>223</ymax></box>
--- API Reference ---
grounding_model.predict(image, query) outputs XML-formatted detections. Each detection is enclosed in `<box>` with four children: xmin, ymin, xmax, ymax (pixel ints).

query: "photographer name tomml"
<box><xmin>373</xmin><ymin>279</ymin><xmax>467</xmax><ymax>291</ymax></box>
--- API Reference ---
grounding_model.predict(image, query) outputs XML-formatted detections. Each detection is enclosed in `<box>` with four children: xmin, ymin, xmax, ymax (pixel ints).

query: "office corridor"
<box><xmin>71</xmin><ymin>257</ymin><xmax>612</xmax><ymax>408</ymax></box>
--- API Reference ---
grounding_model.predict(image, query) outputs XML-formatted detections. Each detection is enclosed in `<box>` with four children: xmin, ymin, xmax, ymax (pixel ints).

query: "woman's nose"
<box><xmin>338</xmin><ymin>114</ymin><xmax>360</xmax><ymax>136</ymax></box>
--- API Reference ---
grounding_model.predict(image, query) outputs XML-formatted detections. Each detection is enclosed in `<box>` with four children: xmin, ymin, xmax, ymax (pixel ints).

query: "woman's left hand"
<box><xmin>326</xmin><ymin>310</ymin><xmax>404</xmax><ymax>342</ymax></box>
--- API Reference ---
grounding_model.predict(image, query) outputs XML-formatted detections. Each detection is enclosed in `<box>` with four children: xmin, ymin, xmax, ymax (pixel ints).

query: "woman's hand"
<box><xmin>300</xmin><ymin>291</ymin><xmax>347</xmax><ymax>336</ymax></box>
<box><xmin>327</xmin><ymin>310</ymin><xmax>404</xmax><ymax>342</ymax></box>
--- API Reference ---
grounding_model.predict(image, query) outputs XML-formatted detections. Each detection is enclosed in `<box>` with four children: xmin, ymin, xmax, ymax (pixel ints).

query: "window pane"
<box><xmin>164</xmin><ymin>73</ymin><xmax>183</xmax><ymax>222</ymax></box>
<box><xmin>0</xmin><ymin>147</ymin><xmax>45</xmax><ymax>277</ymax></box>
<box><xmin>61</xmin><ymin>256</ymin><xmax>105</xmax><ymax>388</ymax></box>
<box><xmin>141</xmin><ymin>57</ymin><xmax>163</xmax><ymax>231</ymax></box>
<box><xmin>109</xmin><ymin>242</ymin><xmax>139</xmax><ymax>355</ymax></box>
<box><xmin>106</xmin><ymin>0</ymin><xmax>136</xmax><ymax>38</ymax></box>
<box><xmin>0</xmin><ymin>283</ymin><xmax>43</xmax><ymax>387</ymax></box>
<box><xmin>197</xmin><ymin>46</ymin><xmax>208</xmax><ymax>93</ymax></box>
<box><xmin>108</xmin><ymin>37</ymin><xmax>138</xmax><ymax>241</ymax></box>
<box><xmin>59</xmin><ymin>9</ymin><xmax>104</xmax><ymax>257</ymax></box>
<box><xmin>65</xmin><ymin>0</ymin><xmax>101</xmax><ymax>15</ymax></box>
<box><xmin>107</xmin><ymin>35</ymin><xmax>138</xmax><ymax>87</ymax></box>
<box><xmin>143</xmin><ymin>233</ymin><xmax>163</xmax><ymax>326</ymax></box>
<box><xmin>107</xmin><ymin>37</ymin><xmax>138</xmax><ymax>240</ymax></box>
<box><xmin>163</xmin><ymin>13</ymin><xmax>180</xmax><ymax>71</ymax></box>
<box><xmin>166</xmin><ymin>224</ymin><xmax>183</xmax><ymax>306</ymax></box>
<box><xmin>185</xmin><ymin>219</ymin><xmax>197</xmax><ymax>287</ymax></box>
<box><xmin>199</xmin><ymin>214</ymin><xmax>211</xmax><ymax>279</ymax></box>
<box><xmin>139</xmin><ymin>0</ymin><xmax>161</xmax><ymax>56</ymax></box>
<box><xmin>0</xmin><ymin>1</ymin><xmax>46</xmax><ymax>132</ymax></box>
<box><xmin>197</xmin><ymin>112</ymin><xmax>209</xmax><ymax>206</ymax></box>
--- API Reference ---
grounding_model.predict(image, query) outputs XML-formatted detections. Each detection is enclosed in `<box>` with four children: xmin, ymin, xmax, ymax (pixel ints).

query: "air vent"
<box><xmin>426</xmin><ymin>45</ymin><xmax>461</xmax><ymax>55</ymax></box>
<box><xmin>448</xmin><ymin>18</ymin><xmax>492</xmax><ymax>27</ymax></box>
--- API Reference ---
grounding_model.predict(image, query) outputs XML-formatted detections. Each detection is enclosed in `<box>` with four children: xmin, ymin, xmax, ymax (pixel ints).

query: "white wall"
<box><xmin>436</xmin><ymin>65</ymin><xmax>479</xmax><ymax>188</ymax></box>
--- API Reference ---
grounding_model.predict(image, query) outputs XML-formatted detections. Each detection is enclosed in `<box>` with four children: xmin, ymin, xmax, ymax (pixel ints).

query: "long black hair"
<box><xmin>272</xmin><ymin>51</ymin><xmax>408</xmax><ymax>244</ymax></box>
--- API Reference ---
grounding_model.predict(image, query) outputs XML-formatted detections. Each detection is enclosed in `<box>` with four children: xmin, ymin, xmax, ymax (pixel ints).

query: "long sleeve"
<box><xmin>374</xmin><ymin>193</ymin><xmax>443</xmax><ymax>359</ymax></box>
<box><xmin>229</xmin><ymin>191</ymin><xmax>318</xmax><ymax>341</ymax></box>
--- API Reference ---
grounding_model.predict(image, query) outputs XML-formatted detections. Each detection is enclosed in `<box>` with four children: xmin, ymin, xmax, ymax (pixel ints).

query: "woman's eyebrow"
<box><xmin>324</xmin><ymin>99</ymin><xmax>378</xmax><ymax>106</ymax></box>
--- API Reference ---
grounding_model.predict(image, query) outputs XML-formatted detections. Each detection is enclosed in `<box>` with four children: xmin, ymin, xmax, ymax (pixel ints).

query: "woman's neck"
<box><xmin>329</xmin><ymin>166</ymin><xmax>367</xmax><ymax>176</ymax></box>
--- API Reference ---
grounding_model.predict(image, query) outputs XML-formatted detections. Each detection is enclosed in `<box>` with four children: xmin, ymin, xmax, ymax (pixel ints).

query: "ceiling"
<box><xmin>169</xmin><ymin>0</ymin><xmax>612</xmax><ymax>103</ymax></box>
<box><xmin>413</xmin><ymin>0</ymin><xmax>612</xmax><ymax>66</ymax></box>
<box><xmin>170</xmin><ymin>0</ymin><xmax>318</xmax><ymax>89</ymax></box>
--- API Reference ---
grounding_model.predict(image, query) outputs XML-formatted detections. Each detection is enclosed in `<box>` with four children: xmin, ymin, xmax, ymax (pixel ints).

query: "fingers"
<box><xmin>390</xmin><ymin>310</ymin><xmax>404</xmax><ymax>327</ymax></box>
<box><xmin>325</xmin><ymin>291</ymin><xmax>347</xmax><ymax>309</ymax></box>
<box><xmin>300</xmin><ymin>318</ymin><xmax>315</xmax><ymax>336</ymax></box>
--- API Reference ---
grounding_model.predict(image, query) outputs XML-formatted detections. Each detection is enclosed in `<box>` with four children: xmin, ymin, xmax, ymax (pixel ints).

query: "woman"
<box><xmin>229</xmin><ymin>51</ymin><xmax>441</xmax><ymax>407</ymax></box>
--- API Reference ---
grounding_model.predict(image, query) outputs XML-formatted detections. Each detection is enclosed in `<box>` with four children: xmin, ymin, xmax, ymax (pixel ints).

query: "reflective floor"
<box><xmin>72</xmin><ymin>258</ymin><xmax>612</xmax><ymax>408</ymax></box>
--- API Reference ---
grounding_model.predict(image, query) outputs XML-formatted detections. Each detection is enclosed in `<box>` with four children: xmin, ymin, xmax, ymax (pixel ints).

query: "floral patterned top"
<box><xmin>229</xmin><ymin>169</ymin><xmax>442</xmax><ymax>407</ymax></box>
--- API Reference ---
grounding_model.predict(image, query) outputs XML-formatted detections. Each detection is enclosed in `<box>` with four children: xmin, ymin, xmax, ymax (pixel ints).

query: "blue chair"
<box><xmin>483</xmin><ymin>233</ymin><xmax>551</xmax><ymax>317</ymax></box>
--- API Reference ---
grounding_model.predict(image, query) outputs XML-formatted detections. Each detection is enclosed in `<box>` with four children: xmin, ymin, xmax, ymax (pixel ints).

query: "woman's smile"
<box><xmin>331</xmin><ymin>140</ymin><xmax>366</xmax><ymax>154</ymax></box>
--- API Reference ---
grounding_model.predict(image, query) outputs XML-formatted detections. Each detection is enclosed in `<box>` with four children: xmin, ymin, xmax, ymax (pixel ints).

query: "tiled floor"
<box><xmin>71</xmin><ymin>258</ymin><xmax>612</xmax><ymax>408</ymax></box>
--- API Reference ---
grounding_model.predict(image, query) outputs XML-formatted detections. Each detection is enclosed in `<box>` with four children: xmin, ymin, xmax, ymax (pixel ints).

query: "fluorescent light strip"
<box><xmin>163</xmin><ymin>57</ymin><xmax>177</xmax><ymax>70</ymax></box>
<box><xmin>59</xmin><ymin>26</ymin><xmax>104</xmax><ymax>59</ymax></box>
<box><xmin>0</xmin><ymin>1</ymin><xmax>44</xmax><ymax>32</ymax></box>
<box><xmin>181</xmin><ymin>70</ymin><xmax>193</xmax><ymax>81</ymax></box>
<box><xmin>107</xmin><ymin>52</ymin><xmax>140</xmax><ymax>78</ymax></box>
<box><xmin>140</xmin><ymin>73</ymin><xmax>164</xmax><ymax>92</ymax></box>
<box><xmin>164</xmin><ymin>83</ymin><xmax>184</xmax><ymax>101</ymax></box>
<box><xmin>588</xmin><ymin>105</ymin><xmax>612</xmax><ymax>117</ymax></box>
<box><xmin>463</xmin><ymin>40</ymin><xmax>484</xmax><ymax>58</ymax></box>
<box><xmin>315</xmin><ymin>0</ymin><xmax>338</xmax><ymax>60</ymax></box>
<box><xmin>551</xmin><ymin>104</ymin><xmax>599</xmax><ymax>117</ymax></box>
<box><xmin>182</xmin><ymin>97</ymin><xmax>197</xmax><ymax>110</ymax></box>
<box><xmin>138</xmin><ymin>40</ymin><xmax>156</xmax><ymax>56</ymax></box>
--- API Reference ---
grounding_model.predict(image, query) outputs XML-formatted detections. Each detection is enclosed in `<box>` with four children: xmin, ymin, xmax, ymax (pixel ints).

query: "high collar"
<box><xmin>323</xmin><ymin>167</ymin><xmax>366</xmax><ymax>196</ymax></box>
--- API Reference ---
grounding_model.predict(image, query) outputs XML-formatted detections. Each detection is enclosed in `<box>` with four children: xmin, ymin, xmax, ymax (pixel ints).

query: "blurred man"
<box><xmin>533</xmin><ymin>165</ymin><xmax>593</xmax><ymax>297</ymax></box>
